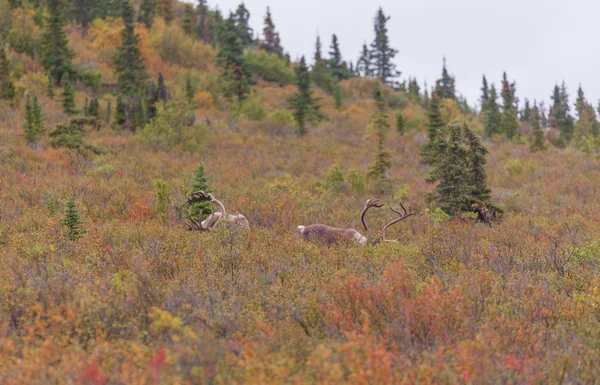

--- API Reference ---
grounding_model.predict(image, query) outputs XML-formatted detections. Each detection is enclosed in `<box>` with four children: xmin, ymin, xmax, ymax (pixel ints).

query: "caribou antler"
<box><xmin>379</xmin><ymin>202</ymin><xmax>416</xmax><ymax>242</ymax></box>
<box><xmin>361</xmin><ymin>198</ymin><xmax>385</xmax><ymax>232</ymax></box>
<box><xmin>184</xmin><ymin>190</ymin><xmax>250</xmax><ymax>231</ymax></box>
<box><xmin>186</xmin><ymin>190</ymin><xmax>213</xmax><ymax>205</ymax></box>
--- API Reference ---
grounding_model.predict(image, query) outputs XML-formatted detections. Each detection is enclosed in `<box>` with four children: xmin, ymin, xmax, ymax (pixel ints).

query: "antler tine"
<box><xmin>380</xmin><ymin>202</ymin><xmax>416</xmax><ymax>242</ymax></box>
<box><xmin>361</xmin><ymin>198</ymin><xmax>385</xmax><ymax>233</ymax></box>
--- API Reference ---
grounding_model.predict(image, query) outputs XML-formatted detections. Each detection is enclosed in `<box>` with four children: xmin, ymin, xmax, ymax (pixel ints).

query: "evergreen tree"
<box><xmin>499</xmin><ymin>72</ymin><xmax>518</xmax><ymax>139</ymax></box>
<box><xmin>185</xmin><ymin>76</ymin><xmax>195</xmax><ymax>104</ymax></box>
<box><xmin>181</xmin><ymin>3</ymin><xmax>194</xmax><ymax>35</ymax></box>
<box><xmin>188</xmin><ymin>162</ymin><xmax>212</xmax><ymax>221</ymax></box>
<box><xmin>157</xmin><ymin>72</ymin><xmax>167</xmax><ymax>102</ymax></box>
<box><xmin>235</xmin><ymin>2</ymin><xmax>253</xmax><ymax>47</ymax></box>
<box><xmin>70</xmin><ymin>0</ymin><xmax>99</xmax><ymax>36</ymax></box>
<box><xmin>288</xmin><ymin>56</ymin><xmax>320</xmax><ymax>136</ymax></box>
<box><xmin>24</xmin><ymin>96</ymin><xmax>45</xmax><ymax>145</ymax></box>
<box><xmin>138</xmin><ymin>0</ymin><xmax>155</xmax><ymax>28</ymax></box>
<box><xmin>396</xmin><ymin>112</ymin><xmax>406</xmax><ymax>134</ymax></box>
<box><xmin>356</xmin><ymin>43</ymin><xmax>371</xmax><ymax>77</ymax></box>
<box><xmin>49</xmin><ymin>117</ymin><xmax>95</xmax><ymax>151</ymax></box>
<box><xmin>407</xmin><ymin>77</ymin><xmax>421</xmax><ymax>102</ymax></box>
<box><xmin>311</xmin><ymin>35</ymin><xmax>333</xmax><ymax>91</ymax></box>
<box><xmin>261</xmin><ymin>7</ymin><xmax>283</xmax><ymax>57</ymax></box>
<box><xmin>327</xmin><ymin>34</ymin><xmax>352</xmax><ymax>82</ymax></box>
<box><xmin>41</xmin><ymin>0</ymin><xmax>74</xmax><ymax>85</ymax></box>
<box><xmin>427</xmin><ymin>121</ymin><xmax>492</xmax><ymax>217</ymax></box>
<box><xmin>369</xmin><ymin>7</ymin><xmax>399</xmax><ymax>87</ymax></box>
<box><xmin>465</xmin><ymin>127</ymin><xmax>491</xmax><ymax>206</ymax></box>
<box><xmin>484</xmin><ymin>85</ymin><xmax>501</xmax><ymax>137</ymax></box>
<box><xmin>47</xmin><ymin>75</ymin><xmax>55</xmax><ymax>98</ymax></box>
<box><xmin>435</xmin><ymin>58</ymin><xmax>456</xmax><ymax>100</ymax></box>
<box><xmin>480</xmin><ymin>75</ymin><xmax>489</xmax><ymax>110</ymax></box>
<box><xmin>333</xmin><ymin>85</ymin><xmax>342</xmax><ymax>111</ymax></box>
<box><xmin>366</xmin><ymin>82</ymin><xmax>392</xmax><ymax>195</ymax></box>
<box><xmin>573</xmin><ymin>85</ymin><xmax>598</xmax><ymax>138</ymax></box>
<box><xmin>62</xmin><ymin>75</ymin><xmax>77</xmax><ymax>114</ymax></box>
<box><xmin>420</xmin><ymin>92</ymin><xmax>445</xmax><ymax>164</ymax></box>
<box><xmin>0</xmin><ymin>47</ymin><xmax>15</xmax><ymax>101</ymax></box>
<box><xmin>551</xmin><ymin>83</ymin><xmax>574</xmax><ymax>142</ymax></box>
<box><xmin>217</xmin><ymin>13</ymin><xmax>255</xmax><ymax>101</ymax></box>
<box><xmin>62</xmin><ymin>197</ymin><xmax>85</xmax><ymax>241</ymax></box>
<box><xmin>521</xmin><ymin>98</ymin><xmax>532</xmax><ymax>123</ymax></box>
<box><xmin>114</xmin><ymin>0</ymin><xmax>148</xmax><ymax>96</ymax></box>
<box><xmin>210</xmin><ymin>8</ymin><xmax>224</xmax><ymax>46</ymax></box>
<box><xmin>115</xmin><ymin>95</ymin><xmax>126</xmax><ymax>125</ymax></box>
<box><xmin>529</xmin><ymin>102</ymin><xmax>546</xmax><ymax>152</ymax></box>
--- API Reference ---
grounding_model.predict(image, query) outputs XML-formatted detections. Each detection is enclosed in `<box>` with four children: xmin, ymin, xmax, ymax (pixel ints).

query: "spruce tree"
<box><xmin>289</xmin><ymin>56</ymin><xmax>320</xmax><ymax>135</ymax></box>
<box><xmin>551</xmin><ymin>83</ymin><xmax>574</xmax><ymax>142</ymax></box>
<box><xmin>138</xmin><ymin>0</ymin><xmax>155</xmax><ymax>28</ymax></box>
<box><xmin>115</xmin><ymin>95</ymin><xmax>126</xmax><ymax>125</ymax></box>
<box><xmin>499</xmin><ymin>72</ymin><xmax>518</xmax><ymax>139</ymax></box>
<box><xmin>41</xmin><ymin>0</ymin><xmax>74</xmax><ymax>85</ymax></box>
<box><xmin>311</xmin><ymin>35</ymin><xmax>333</xmax><ymax>91</ymax></box>
<box><xmin>24</xmin><ymin>96</ymin><xmax>45</xmax><ymax>145</ymax></box>
<box><xmin>366</xmin><ymin>82</ymin><xmax>392</xmax><ymax>195</ymax></box>
<box><xmin>49</xmin><ymin>117</ymin><xmax>95</xmax><ymax>151</ymax></box>
<box><xmin>465</xmin><ymin>127</ymin><xmax>491</xmax><ymax>206</ymax></box>
<box><xmin>261</xmin><ymin>7</ymin><xmax>283</xmax><ymax>57</ymax></box>
<box><xmin>420</xmin><ymin>92</ymin><xmax>445</xmax><ymax>165</ymax></box>
<box><xmin>235</xmin><ymin>3</ymin><xmax>253</xmax><ymax>47</ymax></box>
<box><xmin>435</xmin><ymin>58</ymin><xmax>456</xmax><ymax>100</ymax></box>
<box><xmin>0</xmin><ymin>47</ymin><xmax>15</xmax><ymax>101</ymax></box>
<box><xmin>327</xmin><ymin>34</ymin><xmax>352</xmax><ymax>82</ymax></box>
<box><xmin>114</xmin><ymin>0</ymin><xmax>148</xmax><ymax>96</ymax></box>
<box><xmin>181</xmin><ymin>3</ymin><xmax>194</xmax><ymax>35</ymax></box>
<box><xmin>356</xmin><ymin>43</ymin><xmax>371</xmax><ymax>77</ymax></box>
<box><xmin>62</xmin><ymin>75</ymin><xmax>77</xmax><ymax>114</ymax></box>
<box><xmin>333</xmin><ymin>85</ymin><xmax>342</xmax><ymax>111</ymax></box>
<box><xmin>529</xmin><ymin>102</ymin><xmax>546</xmax><ymax>152</ymax></box>
<box><xmin>408</xmin><ymin>78</ymin><xmax>421</xmax><ymax>102</ymax></box>
<box><xmin>480</xmin><ymin>75</ymin><xmax>489</xmax><ymax>110</ymax></box>
<box><xmin>61</xmin><ymin>197</ymin><xmax>85</xmax><ymax>241</ymax></box>
<box><xmin>70</xmin><ymin>0</ymin><xmax>99</xmax><ymax>36</ymax></box>
<box><xmin>185</xmin><ymin>76</ymin><xmax>195</xmax><ymax>105</ymax></box>
<box><xmin>484</xmin><ymin>85</ymin><xmax>501</xmax><ymax>137</ymax></box>
<box><xmin>427</xmin><ymin>121</ymin><xmax>492</xmax><ymax>217</ymax></box>
<box><xmin>396</xmin><ymin>112</ymin><xmax>406</xmax><ymax>134</ymax></box>
<box><xmin>217</xmin><ymin>13</ymin><xmax>255</xmax><ymax>101</ymax></box>
<box><xmin>423</xmin><ymin>81</ymin><xmax>430</xmax><ymax>110</ymax></box>
<box><xmin>47</xmin><ymin>75</ymin><xmax>55</xmax><ymax>98</ymax></box>
<box><xmin>369</xmin><ymin>7</ymin><xmax>399</xmax><ymax>87</ymax></box>
<box><xmin>521</xmin><ymin>98</ymin><xmax>532</xmax><ymax>123</ymax></box>
<box><xmin>188</xmin><ymin>162</ymin><xmax>212</xmax><ymax>221</ymax></box>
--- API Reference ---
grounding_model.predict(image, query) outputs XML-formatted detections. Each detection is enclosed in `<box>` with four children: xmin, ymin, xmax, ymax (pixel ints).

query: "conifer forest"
<box><xmin>2</xmin><ymin>0</ymin><xmax>600</xmax><ymax>383</ymax></box>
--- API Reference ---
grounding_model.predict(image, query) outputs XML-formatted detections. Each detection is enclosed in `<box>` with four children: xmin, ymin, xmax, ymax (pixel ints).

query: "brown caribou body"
<box><xmin>298</xmin><ymin>198</ymin><xmax>415</xmax><ymax>245</ymax></box>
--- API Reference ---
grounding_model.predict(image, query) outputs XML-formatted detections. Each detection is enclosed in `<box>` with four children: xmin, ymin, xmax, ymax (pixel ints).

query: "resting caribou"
<box><xmin>297</xmin><ymin>198</ymin><xmax>415</xmax><ymax>246</ymax></box>
<box><xmin>184</xmin><ymin>191</ymin><xmax>250</xmax><ymax>231</ymax></box>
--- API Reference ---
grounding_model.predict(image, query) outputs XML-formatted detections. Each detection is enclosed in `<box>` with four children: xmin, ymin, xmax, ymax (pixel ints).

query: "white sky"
<box><xmin>206</xmin><ymin>0</ymin><xmax>599</xmax><ymax>111</ymax></box>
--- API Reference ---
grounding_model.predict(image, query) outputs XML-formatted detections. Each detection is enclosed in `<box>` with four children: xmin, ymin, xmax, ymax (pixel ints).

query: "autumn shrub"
<box><xmin>232</xmin><ymin>94</ymin><xmax>266</xmax><ymax>121</ymax></box>
<box><xmin>245</xmin><ymin>50</ymin><xmax>294</xmax><ymax>85</ymax></box>
<box><xmin>138</xmin><ymin>100</ymin><xmax>206</xmax><ymax>151</ymax></box>
<box><xmin>149</xmin><ymin>21</ymin><xmax>215</xmax><ymax>69</ymax></box>
<box><xmin>7</xmin><ymin>8</ymin><xmax>42</xmax><ymax>57</ymax></box>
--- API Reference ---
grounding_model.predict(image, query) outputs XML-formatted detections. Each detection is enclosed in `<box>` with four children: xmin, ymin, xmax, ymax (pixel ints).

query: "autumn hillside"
<box><xmin>1</xmin><ymin>0</ymin><xmax>600</xmax><ymax>384</ymax></box>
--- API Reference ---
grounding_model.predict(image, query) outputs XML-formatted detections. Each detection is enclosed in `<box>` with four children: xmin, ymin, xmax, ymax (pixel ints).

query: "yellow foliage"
<box><xmin>194</xmin><ymin>91</ymin><xmax>214</xmax><ymax>109</ymax></box>
<box><xmin>441</xmin><ymin>98</ymin><xmax>462</xmax><ymax>122</ymax></box>
<box><xmin>149</xmin><ymin>307</ymin><xmax>182</xmax><ymax>335</ymax></box>
<box><xmin>14</xmin><ymin>71</ymin><xmax>49</xmax><ymax>97</ymax></box>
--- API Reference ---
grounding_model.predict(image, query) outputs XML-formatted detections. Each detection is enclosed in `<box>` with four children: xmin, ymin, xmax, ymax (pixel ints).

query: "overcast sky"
<box><xmin>206</xmin><ymin>0</ymin><xmax>599</xmax><ymax>111</ymax></box>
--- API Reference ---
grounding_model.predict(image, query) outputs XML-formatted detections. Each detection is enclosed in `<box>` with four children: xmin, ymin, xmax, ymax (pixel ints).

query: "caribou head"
<box><xmin>184</xmin><ymin>191</ymin><xmax>250</xmax><ymax>231</ymax></box>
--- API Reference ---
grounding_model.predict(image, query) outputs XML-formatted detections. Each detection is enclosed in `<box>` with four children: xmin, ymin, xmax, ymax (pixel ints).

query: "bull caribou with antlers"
<box><xmin>184</xmin><ymin>191</ymin><xmax>250</xmax><ymax>231</ymax></box>
<box><xmin>297</xmin><ymin>198</ymin><xmax>415</xmax><ymax>246</ymax></box>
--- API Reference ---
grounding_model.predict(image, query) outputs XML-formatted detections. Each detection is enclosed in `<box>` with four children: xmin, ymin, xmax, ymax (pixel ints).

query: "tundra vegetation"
<box><xmin>1</xmin><ymin>0</ymin><xmax>600</xmax><ymax>384</ymax></box>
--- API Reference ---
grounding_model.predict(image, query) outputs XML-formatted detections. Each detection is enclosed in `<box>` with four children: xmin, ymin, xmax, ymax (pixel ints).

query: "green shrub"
<box><xmin>154</xmin><ymin>180</ymin><xmax>170</xmax><ymax>222</ymax></box>
<box><xmin>426</xmin><ymin>207</ymin><xmax>450</xmax><ymax>224</ymax></box>
<box><xmin>139</xmin><ymin>101</ymin><xmax>206</xmax><ymax>151</ymax></box>
<box><xmin>348</xmin><ymin>170</ymin><xmax>365</xmax><ymax>193</ymax></box>
<box><xmin>325</xmin><ymin>165</ymin><xmax>345</xmax><ymax>192</ymax></box>
<box><xmin>267</xmin><ymin>109</ymin><xmax>294</xmax><ymax>125</ymax></box>
<box><xmin>245</xmin><ymin>50</ymin><xmax>294</xmax><ymax>85</ymax></box>
<box><xmin>232</xmin><ymin>95</ymin><xmax>266</xmax><ymax>121</ymax></box>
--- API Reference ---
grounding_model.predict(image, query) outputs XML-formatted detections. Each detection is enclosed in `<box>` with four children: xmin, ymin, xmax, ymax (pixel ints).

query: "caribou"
<box><xmin>297</xmin><ymin>198</ymin><xmax>416</xmax><ymax>246</ymax></box>
<box><xmin>184</xmin><ymin>191</ymin><xmax>250</xmax><ymax>231</ymax></box>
